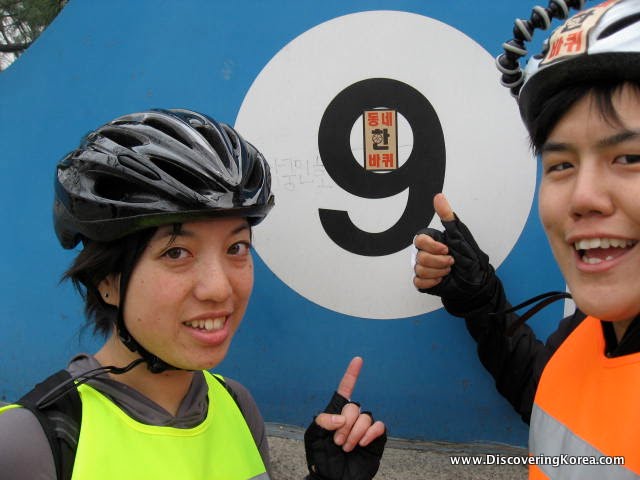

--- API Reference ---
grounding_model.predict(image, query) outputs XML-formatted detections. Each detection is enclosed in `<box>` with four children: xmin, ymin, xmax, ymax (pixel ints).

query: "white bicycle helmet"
<box><xmin>496</xmin><ymin>0</ymin><xmax>640</xmax><ymax>130</ymax></box>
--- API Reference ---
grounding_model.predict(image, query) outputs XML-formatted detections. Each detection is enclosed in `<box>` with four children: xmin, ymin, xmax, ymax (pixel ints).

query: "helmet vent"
<box><xmin>99</xmin><ymin>127</ymin><xmax>144</xmax><ymax>149</ymax></box>
<box><xmin>221</xmin><ymin>125</ymin><xmax>240</xmax><ymax>151</ymax></box>
<box><xmin>598</xmin><ymin>12</ymin><xmax>640</xmax><ymax>40</ymax></box>
<box><xmin>243</xmin><ymin>158</ymin><xmax>264</xmax><ymax>192</ymax></box>
<box><xmin>148</xmin><ymin>156</ymin><xmax>211</xmax><ymax>192</ymax></box>
<box><xmin>144</xmin><ymin>118</ymin><xmax>191</xmax><ymax>147</ymax></box>
<box><xmin>195</xmin><ymin>125</ymin><xmax>233</xmax><ymax>169</ymax></box>
<box><xmin>93</xmin><ymin>174</ymin><xmax>153</xmax><ymax>203</ymax></box>
<box><xmin>118</xmin><ymin>155</ymin><xmax>161</xmax><ymax>181</ymax></box>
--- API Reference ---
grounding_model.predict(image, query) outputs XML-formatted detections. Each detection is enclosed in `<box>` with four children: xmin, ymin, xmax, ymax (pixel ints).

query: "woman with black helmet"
<box><xmin>413</xmin><ymin>0</ymin><xmax>640</xmax><ymax>478</ymax></box>
<box><xmin>0</xmin><ymin>109</ymin><xmax>386</xmax><ymax>480</ymax></box>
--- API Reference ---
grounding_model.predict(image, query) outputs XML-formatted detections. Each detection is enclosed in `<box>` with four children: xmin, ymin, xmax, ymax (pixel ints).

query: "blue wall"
<box><xmin>0</xmin><ymin>0</ymin><xmax>569</xmax><ymax>446</ymax></box>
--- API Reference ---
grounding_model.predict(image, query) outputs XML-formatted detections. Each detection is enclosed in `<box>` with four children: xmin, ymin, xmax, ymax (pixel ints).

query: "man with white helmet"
<box><xmin>414</xmin><ymin>0</ymin><xmax>640</xmax><ymax>477</ymax></box>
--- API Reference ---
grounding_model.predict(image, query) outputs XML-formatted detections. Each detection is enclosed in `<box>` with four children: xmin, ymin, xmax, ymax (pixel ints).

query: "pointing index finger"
<box><xmin>336</xmin><ymin>356</ymin><xmax>363</xmax><ymax>400</ymax></box>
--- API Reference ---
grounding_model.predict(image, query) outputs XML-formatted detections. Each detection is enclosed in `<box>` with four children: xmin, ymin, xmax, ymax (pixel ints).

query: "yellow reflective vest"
<box><xmin>1</xmin><ymin>371</ymin><xmax>269</xmax><ymax>480</ymax></box>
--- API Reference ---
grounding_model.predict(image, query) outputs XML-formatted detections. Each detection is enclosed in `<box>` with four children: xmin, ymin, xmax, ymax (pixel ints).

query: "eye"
<box><xmin>162</xmin><ymin>247</ymin><xmax>190</xmax><ymax>260</ymax></box>
<box><xmin>228</xmin><ymin>242</ymin><xmax>251</xmax><ymax>256</ymax></box>
<box><xmin>544</xmin><ymin>161</ymin><xmax>573</xmax><ymax>174</ymax></box>
<box><xmin>615</xmin><ymin>154</ymin><xmax>640</xmax><ymax>165</ymax></box>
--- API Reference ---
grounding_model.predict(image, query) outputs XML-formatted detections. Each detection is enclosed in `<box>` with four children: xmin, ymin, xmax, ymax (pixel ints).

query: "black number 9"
<box><xmin>318</xmin><ymin>78</ymin><xmax>446</xmax><ymax>256</ymax></box>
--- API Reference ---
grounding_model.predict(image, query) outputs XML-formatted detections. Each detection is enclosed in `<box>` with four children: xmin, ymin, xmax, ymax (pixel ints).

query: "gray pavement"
<box><xmin>267</xmin><ymin>423</ymin><xmax>528</xmax><ymax>480</ymax></box>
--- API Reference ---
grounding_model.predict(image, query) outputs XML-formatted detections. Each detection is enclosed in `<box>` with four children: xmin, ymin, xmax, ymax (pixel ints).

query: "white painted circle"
<box><xmin>236</xmin><ymin>10</ymin><xmax>535</xmax><ymax>319</ymax></box>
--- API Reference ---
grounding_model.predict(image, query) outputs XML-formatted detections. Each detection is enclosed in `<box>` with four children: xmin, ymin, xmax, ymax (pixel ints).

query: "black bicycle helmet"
<box><xmin>54</xmin><ymin>108</ymin><xmax>274</xmax><ymax>249</ymax></box>
<box><xmin>496</xmin><ymin>0</ymin><xmax>640</xmax><ymax>131</ymax></box>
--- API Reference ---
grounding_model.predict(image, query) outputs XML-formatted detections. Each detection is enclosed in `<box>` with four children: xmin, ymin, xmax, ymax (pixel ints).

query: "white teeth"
<box><xmin>574</xmin><ymin>239</ymin><xmax>587</xmax><ymax>250</ymax></box>
<box><xmin>574</xmin><ymin>238</ymin><xmax>636</xmax><ymax>251</ymax></box>
<box><xmin>583</xmin><ymin>257</ymin><xmax>603</xmax><ymax>265</ymax></box>
<box><xmin>185</xmin><ymin>318</ymin><xmax>225</xmax><ymax>331</ymax></box>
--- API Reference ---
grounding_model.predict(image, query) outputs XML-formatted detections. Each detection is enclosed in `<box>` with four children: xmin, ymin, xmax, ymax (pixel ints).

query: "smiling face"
<box><xmin>110</xmin><ymin>217</ymin><xmax>254</xmax><ymax>371</ymax></box>
<box><xmin>538</xmin><ymin>84</ymin><xmax>640</xmax><ymax>327</ymax></box>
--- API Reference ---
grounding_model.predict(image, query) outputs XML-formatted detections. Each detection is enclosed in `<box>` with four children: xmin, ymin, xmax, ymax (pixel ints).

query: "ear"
<box><xmin>97</xmin><ymin>274</ymin><xmax>121</xmax><ymax>307</ymax></box>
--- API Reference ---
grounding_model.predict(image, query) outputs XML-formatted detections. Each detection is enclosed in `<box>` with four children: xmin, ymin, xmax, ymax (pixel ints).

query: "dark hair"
<box><xmin>528</xmin><ymin>80</ymin><xmax>640</xmax><ymax>154</ymax></box>
<box><xmin>62</xmin><ymin>228</ymin><xmax>158</xmax><ymax>336</ymax></box>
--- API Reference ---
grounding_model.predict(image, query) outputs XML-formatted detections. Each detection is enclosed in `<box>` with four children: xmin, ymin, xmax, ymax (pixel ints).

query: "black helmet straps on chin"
<box><xmin>114</xmin><ymin>229</ymin><xmax>178</xmax><ymax>374</ymax></box>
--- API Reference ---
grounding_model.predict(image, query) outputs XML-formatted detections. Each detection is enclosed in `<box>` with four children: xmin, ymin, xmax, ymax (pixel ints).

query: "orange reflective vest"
<box><xmin>529</xmin><ymin>315</ymin><xmax>640</xmax><ymax>479</ymax></box>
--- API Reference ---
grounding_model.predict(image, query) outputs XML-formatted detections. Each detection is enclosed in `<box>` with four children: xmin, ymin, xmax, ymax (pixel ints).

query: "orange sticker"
<box><xmin>363</xmin><ymin>109</ymin><xmax>398</xmax><ymax>171</ymax></box>
<box><xmin>541</xmin><ymin>0</ymin><xmax>621</xmax><ymax>66</ymax></box>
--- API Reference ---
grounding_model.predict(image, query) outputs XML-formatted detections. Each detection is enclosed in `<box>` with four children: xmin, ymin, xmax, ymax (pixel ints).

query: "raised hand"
<box><xmin>304</xmin><ymin>357</ymin><xmax>387</xmax><ymax>480</ymax></box>
<box><xmin>413</xmin><ymin>193</ymin><xmax>456</xmax><ymax>291</ymax></box>
<box><xmin>314</xmin><ymin>357</ymin><xmax>385</xmax><ymax>451</ymax></box>
<box><xmin>412</xmin><ymin>193</ymin><xmax>498</xmax><ymax>316</ymax></box>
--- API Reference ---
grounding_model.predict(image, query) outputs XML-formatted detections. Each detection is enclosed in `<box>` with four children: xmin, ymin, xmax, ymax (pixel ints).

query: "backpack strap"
<box><xmin>18</xmin><ymin>370</ymin><xmax>82</xmax><ymax>480</ymax></box>
<box><xmin>210</xmin><ymin>373</ymin><xmax>245</xmax><ymax>418</ymax></box>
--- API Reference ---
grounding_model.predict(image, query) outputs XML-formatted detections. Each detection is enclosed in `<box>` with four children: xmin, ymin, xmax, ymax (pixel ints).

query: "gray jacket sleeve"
<box><xmin>224</xmin><ymin>378</ymin><xmax>272</xmax><ymax>473</ymax></box>
<box><xmin>0</xmin><ymin>407</ymin><xmax>56</xmax><ymax>480</ymax></box>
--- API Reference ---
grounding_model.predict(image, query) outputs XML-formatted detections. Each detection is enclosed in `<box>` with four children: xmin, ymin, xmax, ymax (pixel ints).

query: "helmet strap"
<box><xmin>116</xmin><ymin>310</ymin><xmax>177</xmax><ymax>374</ymax></box>
<box><xmin>114</xmin><ymin>235</ymin><xmax>180</xmax><ymax>374</ymax></box>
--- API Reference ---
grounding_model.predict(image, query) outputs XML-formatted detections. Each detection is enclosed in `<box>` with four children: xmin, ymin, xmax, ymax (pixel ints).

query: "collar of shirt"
<box><xmin>601</xmin><ymin>315</ymin><xmax>640</xmax><ymax>357</ymax></box>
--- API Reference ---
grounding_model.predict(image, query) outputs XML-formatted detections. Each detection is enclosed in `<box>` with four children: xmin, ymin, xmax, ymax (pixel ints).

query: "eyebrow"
<box><xmin>155</xmin><ymin>221</ymin><xmax>251</xmax><ymax>242</ymax></box>
<box><xmin>539</xmin><ymin>142</ymin><xmax>569</xmax><ymax>154</ymax></box>
<box><xmin>541</xmin><ymin>129</ymin><xmax>640</xmax><ymax>154</ymax></box>
<box><xmin>595</xmin><ymin>130</ymin><xmax>640</xmax><ymax>148</ymax></box>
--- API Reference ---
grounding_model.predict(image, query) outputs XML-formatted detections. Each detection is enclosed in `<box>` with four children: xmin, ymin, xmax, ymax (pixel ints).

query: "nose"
<box><xmin>569</xmin><ymin>162</ymin><xmax>614</xmax><ymax>219</ymax></box>
<box><xmin>192</xmin><ymin>256</ymin><xmax>233</xmax><ymax>303</ymax></box>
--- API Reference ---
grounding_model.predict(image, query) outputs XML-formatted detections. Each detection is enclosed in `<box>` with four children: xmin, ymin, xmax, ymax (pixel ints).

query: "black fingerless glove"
<box><xmin>304</xmin><ymin>392</ymin><xmax>386</xmax><ymax>480</ymax></box>
<box><xmin>417</xmin><ymin>213</ymin><xmax>499</xmax><ymax>317</ymax></box>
